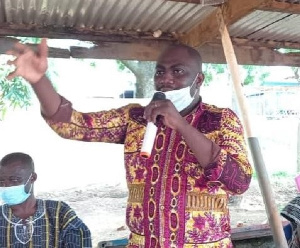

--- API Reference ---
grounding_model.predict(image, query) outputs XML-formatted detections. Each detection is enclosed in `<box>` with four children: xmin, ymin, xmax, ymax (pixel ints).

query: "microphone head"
<box><xmin>152</xmin><ymin>92</ymin><xmax>166</xmax><ymax>101</ymax></box>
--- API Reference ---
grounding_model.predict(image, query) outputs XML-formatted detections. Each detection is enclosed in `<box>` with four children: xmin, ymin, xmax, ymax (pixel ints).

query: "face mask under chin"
<box><xmin>156</xmin><ymin>74</ymin><xmax>199</xmax><ymax>112</ymax></box>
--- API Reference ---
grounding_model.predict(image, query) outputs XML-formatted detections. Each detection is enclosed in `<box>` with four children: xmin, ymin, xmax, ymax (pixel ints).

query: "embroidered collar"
<box><xmin>1</xmin><ymin>199</ymin><xmax>45</xmax><ymax>225</ymax></box>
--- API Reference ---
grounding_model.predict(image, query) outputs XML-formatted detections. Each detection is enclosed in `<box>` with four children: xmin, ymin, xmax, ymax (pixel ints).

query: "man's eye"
<box><xmin>173</xmin><ymin>69</ymin><xmax>184</xmax><ymax>74</ymax></box>
<box><xmin>10</xmin><ymin>179</ymin><xmax>20</xmax><ymax>184</ymax></box>
<box><xmin>155</xmin><ymin>71</ymin><xmax>164</xmax><ymax>76</ymax></box>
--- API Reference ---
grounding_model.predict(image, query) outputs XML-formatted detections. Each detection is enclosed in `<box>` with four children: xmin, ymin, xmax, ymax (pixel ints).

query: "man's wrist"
<box><xmin>31</xmin><ymin>74</ymin><xmax>47</xmax><ymax>85</ymax></box>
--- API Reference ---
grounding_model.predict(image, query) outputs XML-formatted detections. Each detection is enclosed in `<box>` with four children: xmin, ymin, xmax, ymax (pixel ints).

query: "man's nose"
<box><xmin>0</xmin><ymin>181</ymin><xmax>14</xmax><ymax>187</ymax></box>
<box><xmin>159</xmin><ymin>71</ymin><xmax>174</xmax><ymax>85</ymax></box>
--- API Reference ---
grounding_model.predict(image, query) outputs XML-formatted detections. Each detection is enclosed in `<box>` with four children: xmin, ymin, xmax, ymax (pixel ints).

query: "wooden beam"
<box><xmin>232</xmin><ymin>224</ymin><xmax>273</xmax><ymax>241</ymax></box>
<box><xmin>218</xmin><ymin>11</ymin><xmax>288</xmax><ymax>247</ymax></box>
<box><xmin>0</xmin><ymin>37</ymin><xmax>70</xmax><ymax>58</ymax></box>
<box><xmin>259</xmin><ymin>0</ymin><xmax>300</xmax><ymax>14</ymax></box>
<box><xmin>55</xmin><ymin>42</ymin><xmax>300</xmax><ymax>65</ymax></box>
<box><xmin>0</xmin><ymin>37</ymin><xmax>173</xmax><ymax>61</ymax></box>
<box><xmin>297</xmin><ymin>124</ymin><xmax>300</xmax><ymax>173</ymax></box>
<box><xmin>179</xmin><ymin>0</ymin><xmax>273</xmax><ymax>48</ymax></box>
<box><xmin>70</xmin><ymin>41</ymin><xmax>172</xmax><ymax>61</ymax></box>
<box><xmin>231</xmin><ymin>221</ymin><xmax>289</xmax><ymax>241</ymax></box>
<box><xmin>218</xmin><ymin>9</ymin><xmax>253</xmax><ymax>137</ymax></box>
<box><xmin>0</xmin><ymin>24</ymin><xmax>174</xmax><ymax>42</ymax></box>
<box><xmin>198</xmin><ymin>43</ymin><xmax>300</xmax><ymax>66</ymax></box>
<box><xmin>1</xmin><ymin>37</ymin><xmax>299</xmax><ymax>65</ymax></box>
<box><xmin>230</xmin><ymin>38</ymin><xmax>300</xmax><ymax>50</ymax></box>
<box><xmin>66</xmin><ymin>43</ymin><xmax>300</xmax><ymax>65</ymax></box>
<box><xmin>166</xmin><ymin>0</ymin><xmax>225</xmax><ymax>5</ymax></box>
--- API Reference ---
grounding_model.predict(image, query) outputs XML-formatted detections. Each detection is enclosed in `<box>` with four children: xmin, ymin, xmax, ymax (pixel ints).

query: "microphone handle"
<box><xmin>140</xmin><ymin>122</ymin><xmax>157</xmax><ymax>158</ymax></box>
<box><xmin>140</xmin><ymin>92</ymin><xmax>166</xmax><ymax>159</ymax></box>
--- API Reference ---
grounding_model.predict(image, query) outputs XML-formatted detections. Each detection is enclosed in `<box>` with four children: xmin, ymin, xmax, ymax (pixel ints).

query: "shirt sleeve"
<box><xmin>203</xmin><ymin>108</ymin><xmax>252</xmax><ymax>195</ymax></box>
<box><xmin>43</xmin><ymin>95</ymin><xmax>140</xmax><ymax>144</ymax></box>
<box><xmin>59</xmin><ymin>201</ymin><xmax>92</xmax><ymax>248</ymax></box>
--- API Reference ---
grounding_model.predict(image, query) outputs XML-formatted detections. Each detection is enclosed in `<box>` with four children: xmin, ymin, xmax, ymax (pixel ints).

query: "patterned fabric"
<box><xmin>281</xmin><ymin>196</ymin><xmax>300</xmax><ymax>248</ymax></box>
<box><xmin>0</xmin><ymin>199</ymin><xmax>92</xmax><ymax>248</ymax></box>
<box><xmin>45</xmin><ymin>97</ymin><xmax>252</xmax><ymax>248</ymax></box>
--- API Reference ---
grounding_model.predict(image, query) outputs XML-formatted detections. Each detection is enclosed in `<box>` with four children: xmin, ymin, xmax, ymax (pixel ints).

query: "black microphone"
<box><xmin>140</xmin><ymin>92</ymin><xmax>166</xmax><ymax>158</ymax></box>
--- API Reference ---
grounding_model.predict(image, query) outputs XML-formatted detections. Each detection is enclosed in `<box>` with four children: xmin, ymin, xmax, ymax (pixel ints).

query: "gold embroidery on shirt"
<box><xmin>186</xmin><ymin>193</ymin><xmax>227</xmax><ymax>212</ymax></box>
<box><xmin>128</xmin><ymin>184</ymin><xmax>144</xmax><ymax>203</ymax></box>
<box><xmin>129</xmin><ymin>232</ymin><xmax>145</xmax><ymax>246</ymax></box>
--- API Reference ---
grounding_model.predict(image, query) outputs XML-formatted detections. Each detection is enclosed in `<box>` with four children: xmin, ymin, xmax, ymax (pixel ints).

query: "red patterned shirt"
<box><xmin>45</xmin><ymin>97</ymin><xmax>252</xmax><ymax>248</ymax></box>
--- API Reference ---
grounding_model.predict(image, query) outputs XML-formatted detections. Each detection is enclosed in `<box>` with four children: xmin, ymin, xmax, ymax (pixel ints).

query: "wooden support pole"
<box><xmin>216</xmin><ymin>9</ymin><xmax>288</xmax><ymax>248</ymax></box>
<box><xmin>297</xmin><ymin>122</ymin><xmax>300</xmax><ymax>173</ymax></box>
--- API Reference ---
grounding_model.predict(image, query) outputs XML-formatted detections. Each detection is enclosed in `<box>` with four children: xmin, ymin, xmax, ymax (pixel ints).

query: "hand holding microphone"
<box><xmin>140</xmin><ymin>92</ymin><xmax>166</xmax><ymax>158</ymax></box>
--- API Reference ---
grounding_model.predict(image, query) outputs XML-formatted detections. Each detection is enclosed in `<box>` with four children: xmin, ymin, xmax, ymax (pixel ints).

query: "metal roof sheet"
<box><xmin>229</xmin><ymin>10</ymin><xmax>300</xmax><ymax>43</ymax></box>
<box><xmin>0</xmin><ymin>0</ymin><xmax>216</xmax><ymax>36</ymax></box>
<box><xmin>275</xmin><ymin>0</ymin><xmax>300</xmax><ymax>3</ymax></box>
<box><xmin>0</xmin><ymin>0</ymin><xmax>299</xmax><ymax>64</ymax></box>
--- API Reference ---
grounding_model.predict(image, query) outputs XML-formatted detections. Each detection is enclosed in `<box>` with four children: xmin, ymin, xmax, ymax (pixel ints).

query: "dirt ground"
<box><xmin>37</xmin><ymin>176</ymin><xmax>298</xmax><ymax>247</ymax></box>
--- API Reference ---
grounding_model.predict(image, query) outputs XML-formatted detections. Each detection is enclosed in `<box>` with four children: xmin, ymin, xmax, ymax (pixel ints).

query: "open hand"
<box><xmin>6</xmin><ymin>38</ymin><xmax>48</xmax><ymax>84</ymax></box>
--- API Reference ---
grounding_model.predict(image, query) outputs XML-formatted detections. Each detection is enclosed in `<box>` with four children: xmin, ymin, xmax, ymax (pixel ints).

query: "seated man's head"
<box><xmin>0</xmin><ymin>152</ymin><xmax>36</xmax><ymax>206</ymax></box>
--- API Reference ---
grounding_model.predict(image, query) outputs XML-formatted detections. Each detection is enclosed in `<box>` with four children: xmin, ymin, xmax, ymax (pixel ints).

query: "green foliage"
<box><xmin>18</xmin><ymin>37</ymin><xmax>42</xmax><ymax>44</ymax></box>
<box><xmin>242</xmin><ymin>65</ymin><xmax>270</xmax><ymax>86</ymax></box>
<box><xmin>291</xmin><ymin>67</ymin><xmax>300</xmax><ymax>82</ymax></box>
<box><xmin>0</xmin><ymin>62</ymin><xmax>31</xmax><ymax>120</ymax></box>
<box><xmin>116</xmin><ymin>60</ymin><xmax>126</xmax><ymax>71</ymax></box>
<box><xmin>0</xmin><ymin>37</ymin><xmax>42</xmax><ymax>120</ymax></box>
<box><xmin>276</xmin><ymin>49</ymin><xmax>300</xmax><ymax>82</ymax></box>
<box><xmin>242</xmin><ymin>65</ymin><xmax>254</xmax><ymax>85</ymax></box>
<box><xmin>89</xmin><ymin>61</ymin><xmax>96</xmax><ymax>67</ymax></box>
<box><xmin>271</xmin><ymin>171</ymin><xmax>288</xmax><ymax>178</ymax></box>
<box><xmin>251</xmin><ymin>171</ymin><xmax>257</xmax><ymax>179</ymax></box>
<box><xmin>202</xmin><ymin>64</ymin><xmax>227</xmax><ymax>86</ymax></box>
<box><xmin>202</xmin><ymin>63</ymin><xmax>270</xmax><ymax>86</ymax></box>
<box><xmin>251</xmin><ymin>171</ymin><xmax>289</xmax><ymax>182</ymax></box>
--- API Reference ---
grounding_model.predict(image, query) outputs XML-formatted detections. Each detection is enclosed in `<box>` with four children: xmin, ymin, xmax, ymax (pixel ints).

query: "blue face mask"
<box><xmin>0</xmin><ymin>174</ymin><xmax>32</xmax><ymax>206</ymax></box>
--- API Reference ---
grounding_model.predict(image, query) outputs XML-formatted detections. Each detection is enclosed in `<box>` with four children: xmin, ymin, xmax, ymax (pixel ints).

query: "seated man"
<box><xmin>0</xmin><ymin>152</ymin><xmax>92</xmax><ymax>248</ymax></box>
<box><xmin>281</xmin><ymin>195</ymin><xmax>300</xmax><ymax>247</ymax></box>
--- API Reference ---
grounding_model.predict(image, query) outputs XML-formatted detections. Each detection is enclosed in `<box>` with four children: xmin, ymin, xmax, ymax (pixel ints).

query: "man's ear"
<box><xmin>197</xmin><ymin>72</ymin><xmax>205</xmax><ymax>87</ymax></box>
<box><xmin>31</xmin><ymin>172</ymin><xmax>37</xmax><ymax>183</ymax></box>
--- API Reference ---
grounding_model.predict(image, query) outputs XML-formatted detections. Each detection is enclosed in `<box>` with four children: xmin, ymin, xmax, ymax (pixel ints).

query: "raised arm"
<box><xmin>6</xmin><ymin>39</ymin><xmax>61</xmax><ymax>117</ymax></box>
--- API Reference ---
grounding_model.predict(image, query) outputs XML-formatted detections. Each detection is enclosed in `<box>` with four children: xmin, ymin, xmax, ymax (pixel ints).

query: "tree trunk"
<box><xmin>120</xmin><ymin>60</ymin><xmax>155</xmax><ymax>98</ymax></box>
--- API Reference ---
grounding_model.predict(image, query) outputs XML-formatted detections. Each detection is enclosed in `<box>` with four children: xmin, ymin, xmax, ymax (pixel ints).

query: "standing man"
<box><xmin>6</xmin><ymin>40</ymin><xmax>252</xmax><ymax>247</ymax></box>
<box><xmin>0</xmin><ymin>152</ymin><xmax>92</xmax><ymax>247</ymax></box>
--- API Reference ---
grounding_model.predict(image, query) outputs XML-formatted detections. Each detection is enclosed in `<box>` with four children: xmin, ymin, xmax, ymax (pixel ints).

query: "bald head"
<box><xmin>158</xmin><ymin>44</ymin><xmax>203</xmax><ymax>72</ymax></box>
<box><xmin>0</xmin><ymin>152</ymin><xmax>35</xmax><ymax>173</ymax></box>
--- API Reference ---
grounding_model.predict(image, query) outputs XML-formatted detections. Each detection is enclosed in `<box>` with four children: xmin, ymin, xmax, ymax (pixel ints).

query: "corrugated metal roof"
<box><xmin>0</xmin><ymin>0</ymin><xmax>299</xmax><ymax>44</ymax></box>
<box><xmin>229</xmin><ymin>10</ymin><xmax>300</xmax><ymax>43</ymax></box>
<box><xmin>0</xmin><ymin>0</ymin><xmax>299</xmax><ymax>64</ymax></box>
<box><xmin>275</xmin><ymin>0</ymin><xmax>300</xmax><ymax>3</ymax></box>
<box><xmin>0</xmin><ymin>0</ymin><xmax>216</xmax><ymax>36</ymax></box>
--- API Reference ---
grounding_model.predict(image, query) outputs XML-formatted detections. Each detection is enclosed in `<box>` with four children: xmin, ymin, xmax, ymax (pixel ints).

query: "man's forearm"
<box><xmin>31</xmin><ymin>75</ymin><xmax>61</xmax><ymax>117</ymax></box>
<box><xmin>178</xmin><ymin>121</ymin><xmax>221</xmax><ymax>168</ymax></box>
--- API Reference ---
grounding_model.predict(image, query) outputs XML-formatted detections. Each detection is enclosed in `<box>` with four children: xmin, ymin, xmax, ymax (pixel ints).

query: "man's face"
<box><xmin>0</xmin><ymin>161</ymin><xmax>32</xmax><ymax>188</ymax></box>
<box><xmin>154</xmin><ymin>47</ymin><xmax>200</xmax><ymax>92</ymax></box>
